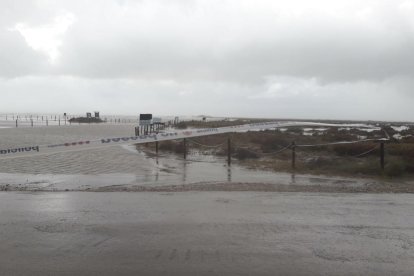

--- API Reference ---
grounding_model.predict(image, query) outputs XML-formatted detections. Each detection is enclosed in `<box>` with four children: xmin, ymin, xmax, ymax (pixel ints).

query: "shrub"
<box><xmin>384</xmin><ymin>160</ymin><xmax>406</xmax><ymax>177</ymax></box>
<box><xmin>287</xmin><ymin>127</ymin><xmax>303</xmax><ymax>135</ymax></box>
<box><xmin>332</xmin><ymin>143</ymin><xmax>377</xmax><ymax>156</ymax></box>
<box><xmin>176</xmin><ymin>122</ymin><xmax>188</xmax><ymax>129</ymax></box>
<box><xmin>159</xmin><ymin>140</ymin><xmax>175</xmax><ymax>151</ymax></box>
<box><xmin>234</xmin><ymin>148</ymin><xmax>259</xmax><ymax>160</ymax></box>
<box><xmin>401</xmin><ymin>136</ymin><xmax>414</xmax><ymax>143</ymax></box>
<box><xmin>387</xmin><ymin>143</ymin><xmax>414</xmax><ymax>158</ymax></box>
<box><xmin>250</xmin><ymin>134</ymin><xmax>290</xmax><ymax>153</ymax></box>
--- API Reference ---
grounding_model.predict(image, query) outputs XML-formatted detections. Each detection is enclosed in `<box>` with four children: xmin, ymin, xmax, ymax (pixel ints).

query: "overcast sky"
<box><xmin>1</xmin><ymin>0</ymin><xmax>414</xmax><ymax>121</ymax></box>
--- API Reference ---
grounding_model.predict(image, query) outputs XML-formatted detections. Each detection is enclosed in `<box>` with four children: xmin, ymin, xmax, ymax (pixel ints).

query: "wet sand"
<box><xmin>2</xmin><ymin>173</ymin><xmax>414</xmax><ymax>193</ymax></box>
<box><xmin>1</xmin><ymin>191</ymin><xmax>414</xmax><ymax>275</ymax></box>
<box><xmin>92</xmin><ymin>179</ymin><xmax>414</xmax><ymax>193</ymax></box>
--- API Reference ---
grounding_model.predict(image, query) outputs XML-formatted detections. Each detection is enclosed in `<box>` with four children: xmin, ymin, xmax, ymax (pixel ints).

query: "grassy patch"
<box><xmin>138</xmin><ymin>120</ymin><xmax>414</xmax><ymax>178</ymax></box>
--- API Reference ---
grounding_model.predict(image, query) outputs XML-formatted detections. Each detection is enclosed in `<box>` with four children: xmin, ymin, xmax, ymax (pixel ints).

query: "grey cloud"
<box><xmin>0</xmin><ymin>30</ymin><xmax>48</xmax><ymax>78</ymax></box>
<box><xmin>2</xmin><ymin>0</ymin><xmax>414</xmax><ymax>84</ymax></box>
<box><xmin>0</xmin><ymin>0</ymin><xmax>413</xmax><ymax>121</ymax></box>
<box><xmin>51</xmin><ymin>0</ymin><xmax>414</xmax><ymax>84</ymax></box>
<box><xmin>1</xmin><ymin>76</ymin><xmax>413</xmax><ymax>121</ymax></box>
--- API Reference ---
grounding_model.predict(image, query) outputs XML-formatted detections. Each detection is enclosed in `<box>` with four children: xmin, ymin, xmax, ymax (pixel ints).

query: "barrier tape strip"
<box><xmin>187</xmin><ymin>138</ymin><xmax>227</xmax><ymax>148</ymax></box>
<box><xmin>0</xmin><ymin>121</ymin><xmax>374</xmax><ymax>160</ymax></box>
<box><xmin>295</xmin><ymin>138</ymin><xmax>388</xmax><ymax>147</ymax></box>
<box><xmin>352</xmin><ymin>145</ymin><xmax>379</xmax><ymax>158</ymax></box>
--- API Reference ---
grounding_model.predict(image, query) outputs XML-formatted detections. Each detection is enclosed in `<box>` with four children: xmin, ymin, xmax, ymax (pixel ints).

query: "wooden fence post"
<box><xmin>291</xmin><ymin>141</ymin><xmax>296</xmax><ymax>170</ymax></box>
<box><xmin>380</xmin><ymin>142</ymin><xmax>385</xmax><ymax>171</ymax></box>
<box><xmin>227</xmin><ymin>137</ymin><xmax>232</xmax><ymax>166</ymax></box>
<box><xmin>183</xmin><ymin>138</ymin><xmax>187</xmax><ymax>160</ymax></box>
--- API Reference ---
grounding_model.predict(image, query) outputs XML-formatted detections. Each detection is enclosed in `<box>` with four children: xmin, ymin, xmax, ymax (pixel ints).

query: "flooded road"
<box><xmin>0</xmin><ymin>124</ymin><xmax>379</xmax><ymax>191</ymax></box>
<box><xmin>1</xmin><ymin>191</ymin><xmax>413</xmax><ymax>275</ymax></box>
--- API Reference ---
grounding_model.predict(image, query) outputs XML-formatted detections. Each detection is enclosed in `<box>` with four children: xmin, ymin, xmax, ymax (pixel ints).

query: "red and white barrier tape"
<box><xmin>0</xmin><ymin>121</ymin><xmax>373</xmax><ymax>160</ymax></box>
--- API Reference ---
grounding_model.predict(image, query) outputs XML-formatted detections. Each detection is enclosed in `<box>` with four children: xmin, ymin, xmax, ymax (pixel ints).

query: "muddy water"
<box><xmin>0</xmin><ymin>124</ymin><xmax>370</xmax><ymax>191</ymax></box>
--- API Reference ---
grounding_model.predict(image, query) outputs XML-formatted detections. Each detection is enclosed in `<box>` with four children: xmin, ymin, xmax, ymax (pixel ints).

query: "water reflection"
<box><xmin>291</xmin><ymin>173</ymin><xmax>296</xmax><ymax>184</ymax></box>
<box><xmin>182</xmin><ymin>159</ymin><xmax>187</xmax><ymax>183</ymax></box>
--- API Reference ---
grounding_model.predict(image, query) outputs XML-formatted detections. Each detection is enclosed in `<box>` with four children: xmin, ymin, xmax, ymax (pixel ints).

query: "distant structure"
<box><xmin>139</xmin><ymin>114</ymin><xmax>152</xmax><ymax>126</ymax></box>
<box><xmin>85</xmin><ymin>111</ymin><xmax>99</xmax><ymax>119</ymax></box>
<box><xmin>70</xmin><ymin>111</ymin><xmax>103</xmax><ymax>124</ymax></box>
<box><xmin>135</xmin><ymin>113</ymin><xmax>165</xmax><ymax>135</ymax></box>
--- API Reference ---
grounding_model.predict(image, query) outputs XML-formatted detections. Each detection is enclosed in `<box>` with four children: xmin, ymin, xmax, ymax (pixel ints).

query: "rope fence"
<box><xmin>150</xmin><ymin>136</ymin><xmax>390</xmax><ymax>172</ymax></box>
<box><xmin>187</xmin><ymin>138</ymin><xmax>228</xmax><ymax>148</ymax></box>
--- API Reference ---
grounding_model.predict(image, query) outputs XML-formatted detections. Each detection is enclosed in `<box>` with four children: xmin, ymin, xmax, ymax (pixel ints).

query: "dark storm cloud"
<box><xmin>0</xmin><ymin>0</ymin><xmax>413</xmax><ymax>120</ymax></box>
<box><xmin>51</xmin><ymin>0</ymin><xmax>414</xmax><ymax>84</ymax></box>
<box><xmin>2</xmin><ymin>0</ymin><xmax>414</xmax><ymax>83</ymax></box>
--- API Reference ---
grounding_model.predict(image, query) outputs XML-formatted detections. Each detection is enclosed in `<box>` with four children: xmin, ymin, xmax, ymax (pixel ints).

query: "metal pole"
<box><xmin>156</xmin><ymin>141</ymin><xmax>159</xmax><ymax>155</ymax></box>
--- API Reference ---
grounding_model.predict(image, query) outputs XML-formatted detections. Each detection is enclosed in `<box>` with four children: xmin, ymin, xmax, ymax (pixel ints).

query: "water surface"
<box><xmin>0</xmin><ymin>124</ymin><xmax>375</xmax><ymax>191</ymax></box>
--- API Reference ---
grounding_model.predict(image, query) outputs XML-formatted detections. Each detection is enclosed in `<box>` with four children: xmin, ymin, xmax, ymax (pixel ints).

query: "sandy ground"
<box><xmin>1</xmin><ymin>191</ymin><xmax>414</xmax><ymax>275</ymax></box>
<box><xmin>3</xmin><ymin>179</ymin><xmax>414</xmax><ymax>193</ymax></box>
<box><xmin>94</xmin><ymin>180</ymin><xmax>414</xmax><ymax>193</ymax></box>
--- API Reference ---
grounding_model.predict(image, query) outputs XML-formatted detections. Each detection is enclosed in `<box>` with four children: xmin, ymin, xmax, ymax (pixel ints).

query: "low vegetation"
<box><xmin>137</xmin><ymin>119</ymin><xmax>414</xmax><ymax>178</ymax></box>
<box><xmin>69</xmin><ymin>117</ymin><xmax>104</xmax><ymax>123</ymax></box>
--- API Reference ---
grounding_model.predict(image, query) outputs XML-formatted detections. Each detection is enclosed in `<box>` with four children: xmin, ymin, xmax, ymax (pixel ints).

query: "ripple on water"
<box><xmin>0</xmin><ymin>124</ymin><xmax>371</xmax><ymax>191</ymax></box>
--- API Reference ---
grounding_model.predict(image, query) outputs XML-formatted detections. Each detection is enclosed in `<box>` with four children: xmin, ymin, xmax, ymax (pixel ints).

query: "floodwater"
<box><xmin>0</xmin><ymin>123</ymin><xmax>383</xmax><ymax>191</ymax></box>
